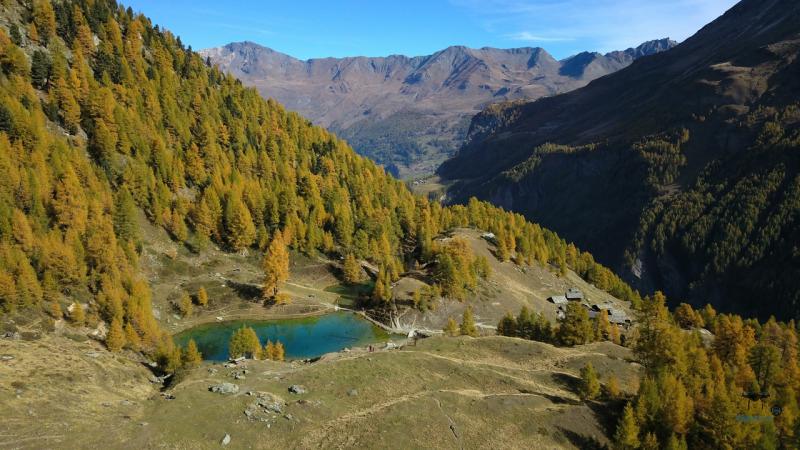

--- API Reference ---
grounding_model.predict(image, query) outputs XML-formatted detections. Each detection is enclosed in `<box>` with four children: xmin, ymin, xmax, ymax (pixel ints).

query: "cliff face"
<box><xmin>201</xmin><ymin>40</ymin><xmax>675</xmax><ymax>178</ymax></box>
<box><xmin>439</xmin><ymin>0</ymin><xmax>800</xmax><ymax>320</ymax></box>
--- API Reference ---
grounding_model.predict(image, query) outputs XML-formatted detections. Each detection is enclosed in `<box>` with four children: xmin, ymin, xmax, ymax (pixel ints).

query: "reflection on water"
<box><xmin>173</xmin><ymin>312</ymin><xmax>390</xmax><ymax>361</ymax></box>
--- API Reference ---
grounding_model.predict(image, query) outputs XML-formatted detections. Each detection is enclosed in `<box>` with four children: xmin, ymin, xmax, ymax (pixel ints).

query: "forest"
<box><xmin>1</xmin><ymin>1</ymin><xmax>799</xmax><ymax>448</ymax></box>
<box><xmin>0</xmin><ymin>0</ymin><xmax>637</xmax><ymax>365</ymax></box>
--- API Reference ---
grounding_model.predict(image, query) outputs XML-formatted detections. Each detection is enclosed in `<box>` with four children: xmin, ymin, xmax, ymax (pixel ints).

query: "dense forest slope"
<box><xmin>0</xmin><ymin>0</ymin><xmax>641</xmax><ymax>362</ymax></box>
<box><xmin>439</xmin><ymin>0</ymin><xmax>800</xmax><ymax>320</ymax></box>
<box><xmin>201</xmin><ymin>40</ymin><xmax>674</xmax><ymax>178</ymax></box>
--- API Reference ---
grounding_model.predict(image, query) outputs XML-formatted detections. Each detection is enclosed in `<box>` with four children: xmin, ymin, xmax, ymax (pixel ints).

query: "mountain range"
<box><xmin>201</xmin><ymin>39</ymin><xmax>675</xmax><ymax>178</ymax></box>
<box><xmin>439</xmin><ymin>0</ymin><xmax>800</xmax><ymax>320</ymax></box>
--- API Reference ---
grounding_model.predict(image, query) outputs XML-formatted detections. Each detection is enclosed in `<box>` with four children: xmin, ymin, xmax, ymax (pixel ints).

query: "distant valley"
<box><xmin>439</xmin><ymin>0</ymin><xmax>800</xmax><ymax>320</ymax></box>
<box><xmin>201</xmin><ymin>39</ymin><xmax>675</xmax><ymax>178</ymax></box>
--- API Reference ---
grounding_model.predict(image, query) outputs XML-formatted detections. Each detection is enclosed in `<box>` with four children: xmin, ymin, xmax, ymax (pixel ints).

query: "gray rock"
<box><xmin>0</xmin><ymin>354</ymin><xmax>14</xmax><ymax>361</ymax></box>
<box><xmin>288</xmin><ymin>385</ymin><xmax>306</xmax><ymax>395</ymax></box>
<box><xmin>220</xmin><ymin>433</ymin><xmax>231</xmax><ymax>446</ymax></box>
<box><xmin>347</xmin><ymin>388</ymin><xmax>358</xmax><ymax>397</ymax></box>
<box><xmin>210</xmin><ymin>383</ymin><xmax>240</xmax><ymax>395</ymax></box>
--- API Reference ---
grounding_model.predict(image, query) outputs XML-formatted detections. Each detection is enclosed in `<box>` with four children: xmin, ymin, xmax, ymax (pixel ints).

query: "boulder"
<box><xmin>288</xmin><ymin>385</ymin><xmax>307</xmax><ymax>395</ymax></box>
<box><xmin>220</xmin><ymin>433</ymin><xmax>231</xmax><ymax>446</ymax></box>
<box><xmin>209</xmin><ymin>383</ymin><xmax>240</xmax><ymax>395</ymax></box>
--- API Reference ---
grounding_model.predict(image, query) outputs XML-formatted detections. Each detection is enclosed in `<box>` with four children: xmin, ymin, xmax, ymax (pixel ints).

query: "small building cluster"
<box><xmin>548</xmin><ymin>287</ymin><xmax>631</xmax><ymax>327</ymax></box>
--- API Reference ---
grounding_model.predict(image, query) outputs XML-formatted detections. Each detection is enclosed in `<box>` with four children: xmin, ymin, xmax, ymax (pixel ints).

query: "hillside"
<box><xmin>201</xmin><ymin>40</ymin><xmax>675</xmax><ymax>178</ymax></box>
<box><xmin>0</xmin><ymin>0</ymin><xmax>643</xmax><ymax>368</ymax></box>
<box><xmin>0</xmin><ymin>333</ymin><xmax>640</xmax><ymax>448</ymax></box>
<box><xmin>439</xmin><ymin>0</ymin><xmax>800</xmax><ymax>321</ymax></box>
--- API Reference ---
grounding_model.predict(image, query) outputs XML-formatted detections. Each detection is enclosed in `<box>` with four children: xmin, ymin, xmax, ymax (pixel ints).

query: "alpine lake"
<box><xmin>173</xmin><ymin>312</ymin><xmax>393</xmax><ymax>361</ymax></box>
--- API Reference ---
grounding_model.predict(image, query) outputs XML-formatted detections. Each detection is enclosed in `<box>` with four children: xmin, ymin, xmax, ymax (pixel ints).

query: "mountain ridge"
<box><xmin>438</xmin><ymin>0</ymin><xmax>800</xmax><ymax>320</ymax></box>
<box><xmin>200</xmin><ymin>39</ymin><xmax>676</xmax><ymax>177</ymax></box>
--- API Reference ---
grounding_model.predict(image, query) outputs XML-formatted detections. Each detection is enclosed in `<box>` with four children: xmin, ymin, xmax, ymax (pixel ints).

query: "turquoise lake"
<box><xmin>173</xmin><ymin>312</ymin><xmax>391</xmax><ymax>361</ymax></box>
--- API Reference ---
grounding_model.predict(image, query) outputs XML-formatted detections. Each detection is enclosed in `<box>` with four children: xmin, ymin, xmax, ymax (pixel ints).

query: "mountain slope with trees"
<box><xmin>439</xmin><ymin>0</ymin><xmax>800</xmax><ymax>321</ymax></box>
<box><xmin>0</xmin><ymin>0</ymin><xmax>642</xmax><ymax>366</ymax></box>
<box><xmin>201</xmin><ymin>39</ymin><xmax>675</xmax><ymax>178</ymax></box>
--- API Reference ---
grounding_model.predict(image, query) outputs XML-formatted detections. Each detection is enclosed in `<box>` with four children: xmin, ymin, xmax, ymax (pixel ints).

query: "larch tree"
<box><xmin>182</xmin><ymin>339</ymin><xmax>203</xmax><ymax>368</ymax></box>
<box><xmin>274</xmin><ymin>341</ymin><xmax>285</xmax><ymax>361</ymax></box>
<box><xmin>459</xmin><ymin>307</ymin><xmax>478</xmax><ymax>337</ymax></box>
<box><xmin>196</xmin><ymin>287</ymin><xmax>208</xmax><ymax>306</ymax></box>
<box><xmin>579</xmin><ymin>363</ymin><xmax>600</xmax><ymax>400</ymax></box>
<box><xmin>178</xmin><ymin>292</ymin><xmax>193</xmax><ymax>317</ymax></box>
<box><xmin>557</xmin><ymin>302</ymin><xmax>593</xmax><ymax>346</ymax></box>
<box><xmin>443</xmin><ymin>317</ymin><xmax>459</xmax><ymax>337</ymax></box>
<box><xmin>613</xmin><ymin>403</ymin><xmax>640</xmax><ymax>450</ymax></box>
<box><xmin>262</xmin><ymin>231</ymin><xmax>290</xmax><ymax>298</ymax></box>
<box><xmin>69</xmin><ymin>302</ymin><xmax>85</xmax><ymax>325</ymax></box>
<box><xmin>229</xmin><ymin>326</ymin><xmax>262</xmax><ymax>359</ymax></box>
<box><xmin>106</xmin><ymin>318</ymin><xmax>126</xmax><ymax>352</ymax></box>
<box><xmin>226</xmin><ymin>195</ymin><xmax>256</xmax><ymax>251</ymax></box>
<box><xmin>343</xmin><ymin>253</ymin><xmax>362</xmax><ymax>284</ymax></box>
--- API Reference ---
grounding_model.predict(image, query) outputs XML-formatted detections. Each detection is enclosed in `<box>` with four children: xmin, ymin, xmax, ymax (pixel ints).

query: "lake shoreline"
<box><xmin>173</xmin><ymin>311</ymin><xmax>396</xmax><ymax>361</ymax></box>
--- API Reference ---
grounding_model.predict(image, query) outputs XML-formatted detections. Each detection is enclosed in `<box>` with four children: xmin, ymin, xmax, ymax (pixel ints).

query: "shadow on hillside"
<box><xmin>225</xmin><ymin>279</ymin><xmax>262</xmax><ymax>301</ymax></box>
<box><xmin>551</xmin><ymin>372</ymin><xmax>582</xmax><ymax>394</ymax></box>
<box><xmin>557</xmin><ymin>428</ymin><xmax>605</xmax><ymax>450</ymax></box>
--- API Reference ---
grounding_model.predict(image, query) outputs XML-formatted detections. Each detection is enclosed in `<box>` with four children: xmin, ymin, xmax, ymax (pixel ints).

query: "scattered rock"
<box><xmin>89</xmin><ymin>322</ymin><xmax>108</xmax><ymax>341</ymax></box>
<box><xmin>347</xmin><ymin>388</ymin><xmax>358</xmax><ymax>397</ymax></box>
<box><xmin>288</xmin><ymin>385</ymin><xmax>307</xmax><ymax>395</ymax></box>
<box><xmin>120</xmin><ymin>400</ymin><xmax>134</xmax><ymax>406</ymax></box>
<box><xmin>140</xmin><ymin>422</ymin><xmax>148</xmax><ymax>427</ymax></box>
<box><xmin>208</xmin><ymin>367</ymin><xmax>219</xmax><ymax>374</ymax></box>
<box><xmin>2</xmin><ymin>331</ymin><xmax>20</xmax><ymax>340</ymax></box>
<box><xmin>1</xmin><ymin>354</ymin><xmax>14</xmax><ymax>361</ymax></box>
<box><xmin>210</xmin><ymin>383</ymin><xmax>240</xmax><ymax>395</ymax></box>
<box><xmin>161</xmin><ymin>393</ymin><xmax>176</xmax><ymax>400</ymax></box>
<box><xmin>220</xmin><ymin>433</ymin><xmax>231</xmax><ymax>446</ymax></box>
<box><xmin>85</xmin><ymin>352</ymin><xmax>102</xmax><ymax>358</ymax></box>
<box><xmin>102</xmin><ymin>402</ymin><xmax>112</xmax><ymax>407</ymax></box>
<box><xmin>284</xmin><ymin>414</ymin><xmax>294</xmax><ymax>421</ymax></box>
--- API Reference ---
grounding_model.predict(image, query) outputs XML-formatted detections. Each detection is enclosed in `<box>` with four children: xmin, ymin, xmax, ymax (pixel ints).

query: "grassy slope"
<box><xmin>0</xmin><ymin>334</ymin><xmax>640</xmax><ymax>449</ymax></box>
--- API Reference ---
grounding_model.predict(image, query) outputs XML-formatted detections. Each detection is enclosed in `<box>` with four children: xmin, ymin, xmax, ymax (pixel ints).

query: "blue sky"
<box><xmin>124</xmin><ymin>0</ymin><xmax>739</xmax><ymax>60</ymax></box>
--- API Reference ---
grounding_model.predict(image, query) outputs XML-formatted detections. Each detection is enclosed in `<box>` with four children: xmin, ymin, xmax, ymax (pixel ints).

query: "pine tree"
<box><xmin>497</xmin><ymin>312</ymin><xmax>517</xmax><ymax>337</ymax></box>
<box><xmin>262</xmin><ymin>231</ymin><xmax>290</xmax><ymax>298</ymax></box>
<box><xmin>30</xmin><ymin>50</ymin><xmax>52</xmax><ymax>89</ymax></box>
<box><xmin>613</xmin><ymin>403</ymin><xmax>640</xmax><ymax>450</ymax></box>
<box><xmin>196</xmin><ymin>287</ymin><xmax>208</xmax><ymax>306</ymax></box>
<box><xmin>106</xmin><ymin>318</ymin><xmax>126</xmax><ymax>352</ymax></box>
<box><xmin>579</xmin><ymin>363</ymin><xmax>601</xmax><ymax>400</ymax></box>
<box><xmin>460</xmin><ymin>307</ymin><xmax>478</xmax><ymax>337</ymax></box>
<box><xmin>113</xmin><ymin>188</ymin><xmax>139</xmax><ymax>243</ymax></box>
<box><xmin>443</xmin><ymin>317</ymin><xmax>459</xmax><ymax>337</ymax></box>
<box><xmin>182</xmin><ymin>339</ymin><xmax>202</xmax><ymax>368</ymax></box>
<box><xmin>343</xmin><ymin>253</ymin><xmax>362</xmax><ymax>284</ymax></box>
